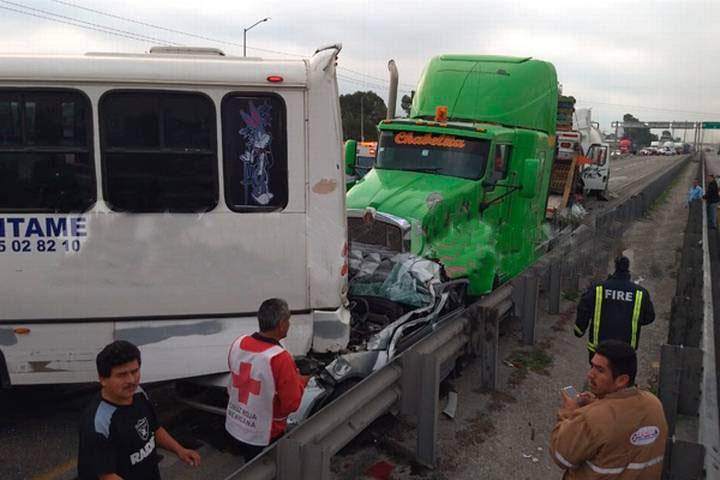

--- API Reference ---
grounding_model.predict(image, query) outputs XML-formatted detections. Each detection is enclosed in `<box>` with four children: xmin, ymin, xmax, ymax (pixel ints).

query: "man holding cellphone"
<box><xmin>549</xmin><ymin>340</ymin><xmax>667</xmax><ymax>479</ymax></box>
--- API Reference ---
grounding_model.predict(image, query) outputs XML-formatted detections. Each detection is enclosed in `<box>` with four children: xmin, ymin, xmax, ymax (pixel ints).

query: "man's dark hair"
<box><xmin>96</xmin><ymin>340</ymin><xmax>141</xmax><ymax>378</ymax></box>
<box><xmin>595</xmin><ymin>340</ymin><xmax>637</xmax><ymax>385</ymax></box>
<box><xmin>258</xmin><ymin>298</ymin><xmax>290</xmax><ymax>332</ymax></box>
<box><xmin>614</xmin><ymin>256</ymin><xmax>630</xmax><ymax>273</ymax></box>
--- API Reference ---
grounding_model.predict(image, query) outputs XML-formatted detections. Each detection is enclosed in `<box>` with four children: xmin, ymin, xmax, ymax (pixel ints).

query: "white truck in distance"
<box><xmin>576</xmin><ymin>108</ymin><xmax>610</xmax><ymax>199</ymax></box>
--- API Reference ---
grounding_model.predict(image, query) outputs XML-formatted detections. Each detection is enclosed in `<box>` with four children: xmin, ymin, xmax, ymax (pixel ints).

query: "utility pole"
<box><xmin>360</xmin><ymin>94</ymin><xmax>364</xmax><ymax>142</ymax></box>
<box><xmin>243</xmin><ymin>17</ymin><xmax>270</xmax><ymax>57</ymax></box>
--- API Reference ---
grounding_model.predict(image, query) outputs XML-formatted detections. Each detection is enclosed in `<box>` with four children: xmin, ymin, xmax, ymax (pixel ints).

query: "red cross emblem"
<box><xmin>232</xmin><ymin>362</ymin><xmax>262</xmax><ymax>404</ymax></box>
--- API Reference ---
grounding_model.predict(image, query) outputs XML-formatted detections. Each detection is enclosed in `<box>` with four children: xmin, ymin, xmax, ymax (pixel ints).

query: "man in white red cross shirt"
<box><xmin>225</xmin><ymin>298</ymin><xmax>308</xmax><ymax>459</ymax></box>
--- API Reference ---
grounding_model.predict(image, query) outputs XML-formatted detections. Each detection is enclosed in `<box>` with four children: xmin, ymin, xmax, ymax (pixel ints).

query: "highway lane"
<box><xmin>607</xmin><ymin>153</ymin><xmax>688</xmax><ymax>195</ymax></box>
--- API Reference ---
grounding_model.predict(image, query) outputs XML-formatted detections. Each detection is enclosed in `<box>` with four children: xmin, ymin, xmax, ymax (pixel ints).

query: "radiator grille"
<box><xmin>348</xmin><ymin>217</ymin><xmax>404</xmax><ymax>251</ymax></box>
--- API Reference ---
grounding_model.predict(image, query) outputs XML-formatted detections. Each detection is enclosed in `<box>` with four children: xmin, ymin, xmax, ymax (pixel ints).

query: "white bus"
<box><xmin>0</xmin><ymin>45</ymin><xmax>349</xmax><ymax>386</ymax></box>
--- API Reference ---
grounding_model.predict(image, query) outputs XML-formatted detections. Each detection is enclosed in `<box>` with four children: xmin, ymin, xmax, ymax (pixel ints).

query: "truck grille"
<box><xmin>348</xmin><ymin>217</ymin><xmax>404</xmax><ymax>251</ymax></box>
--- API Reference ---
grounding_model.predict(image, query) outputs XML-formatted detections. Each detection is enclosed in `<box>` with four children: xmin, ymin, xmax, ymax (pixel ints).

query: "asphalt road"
<box><xmin>0</xmin><ymin>381</ymin><xmax>254</xmax><ymax>480</ymax></box>
<box><xmin>0</xmin><ymin>153</ymin><xmax>691</xmax><ymax>480</ymax></box>
<box><xmin>608</xmin><ymin>153</ymin><xmax>687</xmax><ymax>194</ymax></box>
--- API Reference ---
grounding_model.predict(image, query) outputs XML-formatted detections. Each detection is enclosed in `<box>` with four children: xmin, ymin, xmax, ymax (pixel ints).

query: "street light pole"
<box><xmin>243</xmin><ymin>17</ymin><xmax>270</xmax><ymax>57</ymax></box>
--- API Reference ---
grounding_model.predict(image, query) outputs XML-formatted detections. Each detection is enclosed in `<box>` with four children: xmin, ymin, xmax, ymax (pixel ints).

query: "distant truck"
<box><xmin>619</xmin><ymin>138</ymin><xmax>632</xmax><ymax>154</ymax></box>
<box><xmin>576</xmin><ymin>108</ymin><xmax>610</xmax><ymax>199</ymax></box>
<box><xmin>344</xmin><ymin>140</ymin><xmax>377</xmax><ymax>188</ymax></box>
<box><xmin>545</xmin><ymin>104</ymin><xmax>611</xmax><ymax>212</ymax></box>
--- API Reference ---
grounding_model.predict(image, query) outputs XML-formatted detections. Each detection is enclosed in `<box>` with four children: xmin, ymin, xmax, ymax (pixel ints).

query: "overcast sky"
<box><xmin>1</xmin><ymin>0</ymin><xmax>718</xmax><ymax>140</ymax></box>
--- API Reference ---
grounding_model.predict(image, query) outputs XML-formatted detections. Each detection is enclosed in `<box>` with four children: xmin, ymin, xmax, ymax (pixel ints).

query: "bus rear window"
<box><xmin>0</xmin><ymin>90</ymin><xmax>95</xmax><ymax>212</ymax></box>
<box><xmin>100</xmin><ymin>91</ymin><xmax>218</xmax><ymax>213</ymax></box>
<box><xmin>221</xmin><ymin>94</ymin><xmax>288</xmax><ymax>212</ymax></box>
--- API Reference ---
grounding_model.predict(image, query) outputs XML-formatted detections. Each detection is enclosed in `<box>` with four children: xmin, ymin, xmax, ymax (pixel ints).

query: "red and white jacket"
<box><xmin>225</xmin><ymin>334</ymin><xmax>305</xmax><ymax>446</ymax></box>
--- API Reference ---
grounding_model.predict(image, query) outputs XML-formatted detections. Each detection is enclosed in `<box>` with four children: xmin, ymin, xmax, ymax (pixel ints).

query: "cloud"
<box><xmin>0</xmin><ymin>0</ymin><xmax>718</xmax><ymax>132</ymax></box>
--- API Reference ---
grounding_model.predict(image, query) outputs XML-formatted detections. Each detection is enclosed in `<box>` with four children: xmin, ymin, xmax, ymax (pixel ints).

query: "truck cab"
<box><xmin>347</xmin><ymin>55</ymin><xmax>558</xmax><ymax>296</ymax></box>
<box><xmin>344</xmin><ymin>140</ymin><xmax>377</xmax><ymax>189</ymax></box>
<box><xmin>576</xmin><ymin>108</ymin><xmax>610</xmax><ymax>197</ymax></box>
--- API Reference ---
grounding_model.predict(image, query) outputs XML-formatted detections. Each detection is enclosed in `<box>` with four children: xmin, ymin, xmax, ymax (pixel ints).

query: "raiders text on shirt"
<box><xmin>130</xmin><ymin>434</ymin><xmax>156</xmax><ymax>465</ymax></box>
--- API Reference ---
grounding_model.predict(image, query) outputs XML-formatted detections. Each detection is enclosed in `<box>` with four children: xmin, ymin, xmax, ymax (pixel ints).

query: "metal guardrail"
<box><xmin>511</xmin><ymin>154</ymin><xmax>694</xmax><ymax>346</ymax></box>
<box><xmin>657</xmin><ymin>153</ymin><xmax>720</xmax><ymax>479</ymax></box>
<box><xmin>226</xmin><ymin>154</ymin><xmax>693</xmax><ymax>479</ymax></box>
<box><xmin>225</xmin><ymin>287</ymin><xmax>513</xmax><ymax>480</ymax></box>
<box><xmin>698</xmin><ymin>154</ymin><xmax>720</xmax><ymax>479</ymax></box>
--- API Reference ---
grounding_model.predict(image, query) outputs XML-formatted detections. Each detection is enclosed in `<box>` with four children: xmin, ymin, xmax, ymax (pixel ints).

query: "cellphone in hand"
<box><xmin>561</xmin><ymin>385</ymin><xmax>578</xmax><ymax>399</ymax></box>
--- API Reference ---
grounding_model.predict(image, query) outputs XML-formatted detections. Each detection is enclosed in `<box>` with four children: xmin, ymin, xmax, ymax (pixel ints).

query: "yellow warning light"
<box><xmin>435</xmin><ymin>106</ymin><xmax>449</xmax><ymax>122</ymax></box>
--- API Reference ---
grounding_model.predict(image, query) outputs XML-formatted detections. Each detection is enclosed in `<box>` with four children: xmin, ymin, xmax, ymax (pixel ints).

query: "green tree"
<box><xmin>339</xmin><ymin>91</ymin><xmax>387</xmax><ymax>141</ymax></box>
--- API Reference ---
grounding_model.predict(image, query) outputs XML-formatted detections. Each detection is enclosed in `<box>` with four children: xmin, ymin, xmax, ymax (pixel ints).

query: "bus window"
<box><xmin>222</xmin><ymin>94</ymin><xmax>288</xmax><ymax>211</ymax></box>
<box><xmin>100</xmin><ymin>91</ymin><xmax>218</xmax><ymax>212</ymax></box>
<box><xmin>0</xmin><ymin>89</ymin><xmax>95</xmax><ymax>212</ymax></box>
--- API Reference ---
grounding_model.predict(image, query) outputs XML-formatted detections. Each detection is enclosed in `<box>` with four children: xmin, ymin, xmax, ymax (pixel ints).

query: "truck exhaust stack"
<box><xmin>387</xmin><ymin>59</ymin><xmax>398</xmax><ymax>119</ymax></box>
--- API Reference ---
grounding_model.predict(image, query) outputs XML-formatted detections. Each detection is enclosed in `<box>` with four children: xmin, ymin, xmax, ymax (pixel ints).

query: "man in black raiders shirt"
<box><xmin>78</xmin><ymin>341</ymin><xmax>201</xmax><ymax>480</ymax></box>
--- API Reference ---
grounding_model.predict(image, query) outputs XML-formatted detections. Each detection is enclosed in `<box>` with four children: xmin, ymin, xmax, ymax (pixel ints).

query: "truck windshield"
<box><xmin>375</xmin><ymin>131</ymin><xmax>490</xmax><ymax>180</ymax></box>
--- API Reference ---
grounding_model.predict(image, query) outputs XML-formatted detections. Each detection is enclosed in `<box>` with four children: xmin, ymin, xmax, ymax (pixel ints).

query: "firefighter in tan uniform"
<box><xmin>550</xmin><ymin>340</ymin><xmax>667</xmax><ymax>479</ymax></box>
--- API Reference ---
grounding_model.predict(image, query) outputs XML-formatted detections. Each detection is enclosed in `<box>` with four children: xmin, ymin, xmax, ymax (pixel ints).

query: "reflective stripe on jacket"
<box><xmin>575</xmin><ymin>272</ymin><xmax>655</xmax><ymax>351</ymax></box>
<box><xmin>588</xmin><ymin>286</ymin><xmax>643</xmax><ymax>352</ymax></box>
<box><xmin>550</xmin><ymin>387</ymin><xmax>668</xmax><ymax>479</ymax></box>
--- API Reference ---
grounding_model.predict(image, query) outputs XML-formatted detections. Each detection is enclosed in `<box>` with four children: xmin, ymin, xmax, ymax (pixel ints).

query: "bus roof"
<box><xmin>0</xmin><ymin>50</ymin><xmax>309</xmax><ymax>87</ymax></box>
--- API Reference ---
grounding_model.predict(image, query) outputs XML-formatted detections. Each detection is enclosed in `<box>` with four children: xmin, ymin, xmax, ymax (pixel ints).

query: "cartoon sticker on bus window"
<box><xmin>238</xmin><ymin>101</ymin><xmax>274</xmax><ymax>205</ymax></box>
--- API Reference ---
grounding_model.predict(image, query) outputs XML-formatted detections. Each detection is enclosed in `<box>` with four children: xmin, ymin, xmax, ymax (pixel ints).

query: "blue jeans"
<box><xmin>708</xmin><ymin>202</ymin><xmax>718</xmax><ymax>228</ymax></box>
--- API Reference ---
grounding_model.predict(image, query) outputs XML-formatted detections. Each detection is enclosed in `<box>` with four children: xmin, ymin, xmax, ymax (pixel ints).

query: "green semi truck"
<box><xmin>347</xmin><ymin>55</ymin><xmax>559</xmax><ymax>297</ymax></box>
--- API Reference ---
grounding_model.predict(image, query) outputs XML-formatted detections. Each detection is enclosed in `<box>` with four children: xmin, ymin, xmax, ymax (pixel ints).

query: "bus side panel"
<box><xmin>0</xmin><ymin>322</ymin><xmax>113</xmax><ymax>384</ymax></box>
<box><xmin>0</xmin><ymin>313</ymin><xmax>313</xmax><ymax>385</ymax></box>
<box><xmin>0</xmin><ymin>86</ymin><xmax>313</xmax><ymax>384</ymax></box>
<box><xmin>116</xmin><ymin>313</ymin><xmax>313</xmax><ymax>384</ymax></box>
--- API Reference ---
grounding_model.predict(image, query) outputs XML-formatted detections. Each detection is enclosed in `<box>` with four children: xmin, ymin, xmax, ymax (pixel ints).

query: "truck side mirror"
<box><xmin>344</xmin><ymin>140</ymin><xmax>357</xmax><ymax>175</ymax></box>
<box><xmin>520</xmin><ymin>158</ymin><xmax>540</xmax><ymax>198</ymax></box>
